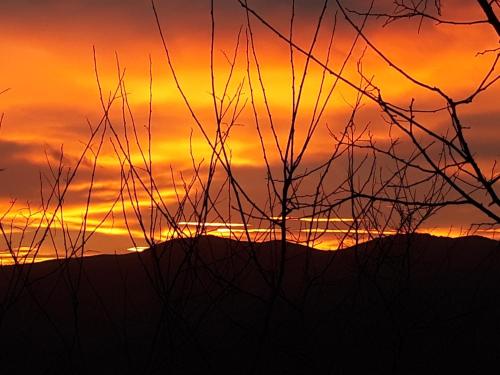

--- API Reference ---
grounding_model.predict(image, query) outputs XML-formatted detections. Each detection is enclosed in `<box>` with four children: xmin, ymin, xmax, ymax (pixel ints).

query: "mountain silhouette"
<box><xmin>0</xmin><ymin>233</ymin><xmax>498</xmax><ymax>374</ymax></box>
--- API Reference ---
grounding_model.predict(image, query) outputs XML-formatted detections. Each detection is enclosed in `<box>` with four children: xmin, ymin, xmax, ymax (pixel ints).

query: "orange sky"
<box><xmin>0</xmin><ymin>0</ymin><xmax>498</xmax><ymax>262</ymax></box>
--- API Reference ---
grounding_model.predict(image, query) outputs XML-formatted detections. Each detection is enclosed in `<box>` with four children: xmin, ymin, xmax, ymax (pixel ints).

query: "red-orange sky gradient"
<box><xmin>0</xmin><ymin>0</ymin><xmax>498</xmax><ymax>262</ymax></box>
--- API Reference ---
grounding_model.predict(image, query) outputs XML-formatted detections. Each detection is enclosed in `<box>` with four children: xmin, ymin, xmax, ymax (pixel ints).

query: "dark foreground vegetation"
<box><xmin>0</xmin><ymin>1</ymin><xmax>498</xmax><ymax>374</ymax></box>
<box><xmin>0</xmin><ymin>233</ymin><xmax>499</xmax><ymax>374</ymax></box>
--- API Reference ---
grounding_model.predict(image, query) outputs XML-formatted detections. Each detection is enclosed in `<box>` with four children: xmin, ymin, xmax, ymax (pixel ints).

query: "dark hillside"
<box><xmin>0</xmin><ymin>234</ymin><xmax>498</xmax><ymax>374</ymax></box>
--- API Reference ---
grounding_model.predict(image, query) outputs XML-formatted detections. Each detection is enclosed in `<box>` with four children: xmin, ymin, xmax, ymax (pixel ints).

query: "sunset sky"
<box><xmin>0</xmin><ymin>0</ymin><xmax>498</xmax><ymax>261</ymax></box>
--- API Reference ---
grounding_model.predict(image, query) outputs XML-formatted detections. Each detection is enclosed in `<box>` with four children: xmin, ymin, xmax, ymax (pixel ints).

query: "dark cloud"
<box><xmin>0</xmin><ymin>140</ymin><xmax>49</xmax><ymax>200</ymax></box>
<box><xmin>460</xmin><ymin>111</ymin><xmax>500</xmax><ymax>161</ymax></box>
<box><xmin>0</xmin><ymin>0</ymin><xmax>473</xmax><ymax>37</ymax></box>
<box><xmin>0</xmin><ymin>0</ymin><xmax>360</xmax><ymax>34</ymax></box>
<box><xmin>5</xmin><ymin>105</ymin><xmax>93</xmax><ymax>138</ymax></box>
<box><xmin>434</xmin><ymin>111</ymin><xmax>500</xmax><ymax>160</ymax></box>
<box><xmin>0</xmin><ymin>139</ymin><xmax>111</xmax><ymax>202</ymax></box>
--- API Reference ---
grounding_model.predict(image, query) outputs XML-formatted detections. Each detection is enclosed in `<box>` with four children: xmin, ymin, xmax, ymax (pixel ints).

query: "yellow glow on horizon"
<box><xmin>179</xmin><ymin>221</ymin><xmax>247</xmax><ymax>227</ymax></box>
<box><xmin>299</xmin><ymin>217</ymin><xmax>355</xmax><ymax>222</ymax></box>
<box><xmin>126</xmin><ymin>246</ymin><xmax>149</xmax><ymax>252</ymax></box>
